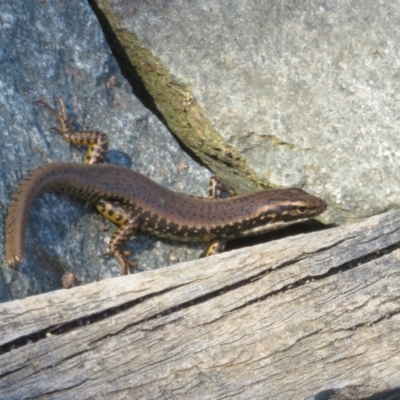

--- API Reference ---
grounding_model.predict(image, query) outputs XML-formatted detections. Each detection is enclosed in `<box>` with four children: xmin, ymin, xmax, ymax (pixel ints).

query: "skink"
<box><xmin>6</xmin><ymin>99</ymin><xmax>327</xmax><ymax>274</ymax></box>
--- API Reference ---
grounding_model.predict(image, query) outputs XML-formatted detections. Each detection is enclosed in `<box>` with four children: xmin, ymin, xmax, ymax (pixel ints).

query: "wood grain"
<box><xmin>1</xmin><ymin>210</ymin><xmax>400</xmax><ymax>399</ymax></box>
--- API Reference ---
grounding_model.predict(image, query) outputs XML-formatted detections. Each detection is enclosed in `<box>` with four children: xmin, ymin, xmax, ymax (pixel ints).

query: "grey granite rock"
<box><xmin>0</xmin><ymin>0</ymin><xmax>210</xmax><ymax>301</ymax></box>
<box><xmin>97</xmin><ymin>0</ymin><xmax>400</xmax><ymax>225</ymax></box>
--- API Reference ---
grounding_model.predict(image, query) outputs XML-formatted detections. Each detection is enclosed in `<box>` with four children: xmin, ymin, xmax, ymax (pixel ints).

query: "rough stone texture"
<box><xmin>0</xmin><ymin>0</ymin><xmax>210</xmax><ymax>301</ymax></box>
<box><xmin>97</xmin><ymin>0</ymin><xmax>400</xmax><ymax>225</ymax></box>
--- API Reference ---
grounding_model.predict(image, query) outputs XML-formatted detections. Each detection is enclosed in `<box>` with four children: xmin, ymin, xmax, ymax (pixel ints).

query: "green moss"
<box><xmin>96</xmin><ymin>1</ymin><xmax>270</xmax><ymax>192</ymax></box>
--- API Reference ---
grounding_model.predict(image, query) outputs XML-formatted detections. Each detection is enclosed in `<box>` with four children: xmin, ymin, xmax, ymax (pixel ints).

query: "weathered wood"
<box><xmin>1</xmin><ymin>210</ymin><xmax>400</xmax><ymax>399</ymax></box>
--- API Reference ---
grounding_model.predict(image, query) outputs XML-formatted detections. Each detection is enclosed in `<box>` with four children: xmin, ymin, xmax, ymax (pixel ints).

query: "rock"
<box><xmin>0</xmin><ymin>0</ymin><xmax>210</xmax><ymax>301</ymax></box>
<box><xmin>94</xmin><ymin>0</ymin><xmax>400</xmax><ymax>225</ymax></box>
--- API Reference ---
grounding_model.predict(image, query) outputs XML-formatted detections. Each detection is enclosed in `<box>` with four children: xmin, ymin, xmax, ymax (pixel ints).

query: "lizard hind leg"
<box><xmin>36</xmin><ymin>99</ymin><xmax>137</xmax><ymax>274</ymax></box>
<box><xmin>96</xmin><ymin>199</ymin><xmax>140</xmax><ymax>275</ymax></box>
<box><xmin>36</xmin><ymin>98</ymin><xmax>108</xmax><ymax>164</ymax></box>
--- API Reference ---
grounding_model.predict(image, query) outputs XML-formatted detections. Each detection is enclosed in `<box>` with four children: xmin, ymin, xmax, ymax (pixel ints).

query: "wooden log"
<box><xmin>1</xmin><ymin>210</ymin><xmax>400</xmax><ymax>399</ymax></box>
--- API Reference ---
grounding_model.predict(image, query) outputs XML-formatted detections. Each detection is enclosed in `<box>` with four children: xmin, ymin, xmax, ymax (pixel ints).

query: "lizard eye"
<box><xmin>296</xmin><ymin>206</ymin><xmax>308</xmax><ymax>214</ymax></box>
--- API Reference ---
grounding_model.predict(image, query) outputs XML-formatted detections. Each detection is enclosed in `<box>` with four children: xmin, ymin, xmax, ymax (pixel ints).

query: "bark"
<box><xmin>1</xmin><ymin>210</ymin><xmax>400</xmax><ymax>399</ymax></box>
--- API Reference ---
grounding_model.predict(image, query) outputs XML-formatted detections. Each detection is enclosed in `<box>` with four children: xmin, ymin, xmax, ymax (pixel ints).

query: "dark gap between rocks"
<box><xmin>88</xmin><ymin>0</ymin><xmax>206</xmax><ymax>170</ymax></box>
<box><xmin>88</xmin><ymin>1</ymin><xmax>166</xmax><ymax>127</ymax></box>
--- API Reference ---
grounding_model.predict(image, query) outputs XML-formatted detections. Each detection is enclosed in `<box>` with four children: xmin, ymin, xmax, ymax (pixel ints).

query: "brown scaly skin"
<box><xmin>6</xmin><ymin>99</ymin><xmax>327</xmax><ymax>275</ymax></box>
